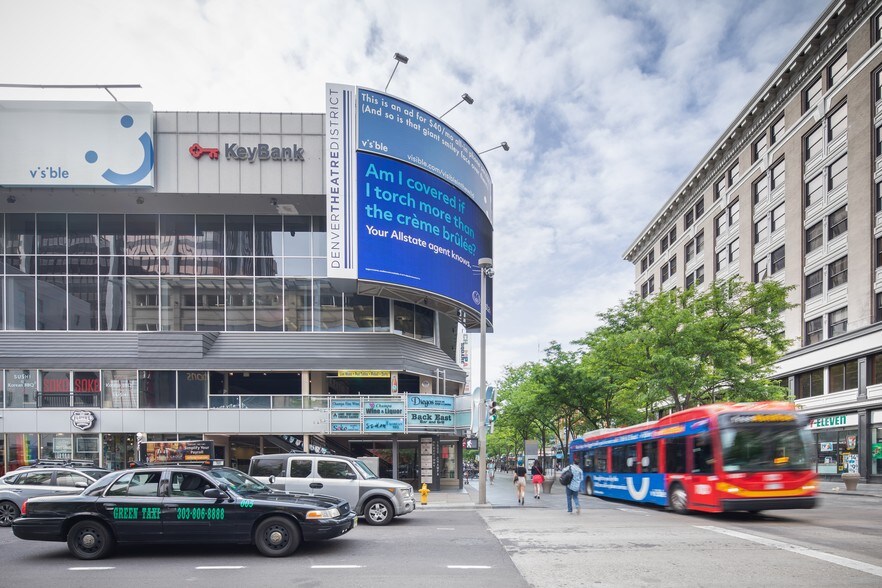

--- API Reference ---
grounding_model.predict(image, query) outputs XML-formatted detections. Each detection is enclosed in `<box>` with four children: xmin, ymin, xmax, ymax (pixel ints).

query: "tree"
<box><xmin>579</xmin><ymin>278</ymin><xmax>793</xmax><ymax>414</ymax></box>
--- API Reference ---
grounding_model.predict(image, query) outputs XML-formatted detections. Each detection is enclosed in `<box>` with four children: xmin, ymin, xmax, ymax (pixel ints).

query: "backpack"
<box><xmin>559</xmin><ymin>466</ymin><xmax>574</xmax><ymax>486</ymax></box>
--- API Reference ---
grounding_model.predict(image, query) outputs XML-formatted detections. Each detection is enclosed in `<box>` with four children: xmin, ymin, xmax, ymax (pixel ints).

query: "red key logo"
<box><xmin>189</xmin><ymin>143</ymin><xmax>220</xmax><ymax>160</ymax></box>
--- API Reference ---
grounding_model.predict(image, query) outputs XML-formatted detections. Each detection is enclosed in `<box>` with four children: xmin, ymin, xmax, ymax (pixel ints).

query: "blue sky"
<box><xmin>2</xmin><ymin>0</ymin><xmax>830</xmax><ymax>384</ymax></box>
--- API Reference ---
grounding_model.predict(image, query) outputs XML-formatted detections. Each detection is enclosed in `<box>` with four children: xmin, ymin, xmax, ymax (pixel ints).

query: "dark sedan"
<box><xmin>12</xmin><ymin>464</ymin><xmax>357</xmax><ymax>559</ymax></box>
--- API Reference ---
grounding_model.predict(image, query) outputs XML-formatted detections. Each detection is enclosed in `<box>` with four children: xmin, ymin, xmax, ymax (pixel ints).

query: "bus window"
<box><xmin>583</xmin><ymin>450</ymin><xmax>594</xmax><ymax>473</ymax></box>
<box><xmin>595</xmin><ymin>448</ymin><xmax>608</xmax><ymax>473</ymax></box>
<box><xmin>625</xmin><ymin>445</ymin><xmax>637</xmax><ymax>472</ymax></box>
<box><xmin>665</xmin><ymin>438</ymin><xmax>687</xmax><ymax>473</ymax></box>
<box><xmin>612</xmin><ymin>445</ymin><xmax>637</xmax><ymax>472</ymax></box>
<box><xmin>641</xmin><ymin>441</ymin><xmax>659</xmax><ymax>473</ymax></box>
<box><xmin>692</xmin><ymin>433</ymin><xmax>715</xmax><ymax>474</ymax></box>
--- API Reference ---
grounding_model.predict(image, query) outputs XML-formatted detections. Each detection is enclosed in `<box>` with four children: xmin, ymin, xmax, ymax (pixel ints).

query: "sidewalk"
<box><xmin>416</xmin><ymin>475</ymin><xmax>882</xmax><ymax>510</ymax></box>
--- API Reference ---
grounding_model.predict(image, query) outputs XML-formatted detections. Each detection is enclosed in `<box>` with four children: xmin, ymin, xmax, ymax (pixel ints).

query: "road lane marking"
<box><xmin>436</xmin><ymin>527</ymin><xmax>456</xmax><ymax>530</ymax></box>
<box><xmin>69</xmin><ymin>567</ymin><xmax>115</xmax><ymax>571</ymax></box>
<box><xmin>448</xmin><ymin>565</ymin><xmax>492</xmax><ymax>569</ymax></box>
<box><xmin>195</xmin><ymin>566</ymin><xmax>245</xmax><ymax>570</ymax></box>
<box><xmin>617</xmin><ymin>508</ymin><xmax>651</xmax><ymax>516</ymax></box>
<box><xmin>696</xmin><ymin>525</ymin><xmax>882</xmax><ymax>578</ymax></box>
<box><xmin>312</xmin><ymin>565</ymin><xmax>363</xmax><ymax>569</ymax></box>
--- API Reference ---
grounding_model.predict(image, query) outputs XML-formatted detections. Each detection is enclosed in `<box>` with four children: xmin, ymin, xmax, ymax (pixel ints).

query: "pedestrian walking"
<box><xmin>530</xmin><ymin>461</ymin><xmax>544</xmax><ymax>500</ymax></box>
<box><xmin>562</xmin><ymin>462</ymin><xmax>584</xmax><ymax>514</ymax></box>
<box><xmin>513</xmin><ymin>464</ymin><xmax>527</xmax><ymax>505</ymax></box>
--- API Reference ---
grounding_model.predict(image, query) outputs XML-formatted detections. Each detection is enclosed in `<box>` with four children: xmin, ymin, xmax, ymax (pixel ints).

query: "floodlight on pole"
<box><xmin>439</xmin><ymin>93</ymin><xmax>474</xmax><ymax>119</ymax></box>
<box><xmin>478</xmin><ymin>142</ymin><xmax>510</xmax><ymax>155</ymax></box>
<box><xmin>384</xmin><ymin>52</ymin><xmax>409</xmax><ymax>92</ymax></box>
<box><xmin>477</xmin><ymin>257</ymin><xmax>493</xmax><ymax>506</ymax></box>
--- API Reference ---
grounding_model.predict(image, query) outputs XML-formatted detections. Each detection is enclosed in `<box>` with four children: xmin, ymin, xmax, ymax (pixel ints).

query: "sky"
<box><xmin>2</xmin><ymin>0</ymin><xmax>831</xmax><ymax>385</ymax></box>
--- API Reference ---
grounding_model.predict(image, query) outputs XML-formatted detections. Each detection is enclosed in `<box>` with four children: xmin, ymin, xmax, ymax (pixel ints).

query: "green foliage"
<box><xmin>486</xmin><ymin>277</ymin><xmax>794</xmax><ymax>452</ymax></box>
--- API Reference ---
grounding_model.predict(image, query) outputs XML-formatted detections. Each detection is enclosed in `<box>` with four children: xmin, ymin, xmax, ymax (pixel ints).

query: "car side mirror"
<box><xmin>203</xmin><ymin>487</ymin><xmax>227</xmax><ymax>500</ymax></box>
<box><xmin>346</xmin><ymin>471</ymin><xmax>358</xmax><ymax>480</ymax></box>
<box><xmin>268</xmin><ymin>475</ymin><xmax>275</xmax><ymax>484</ymax></box>
<box><xmin>642</xmin><ymin>456</ymin><xmax>650</xmax><ymax>468</ymax></box>
<box><xmin>75</xmin><ymin>481</ymin><xmax>88</xmax><ymax>488</ymax></box>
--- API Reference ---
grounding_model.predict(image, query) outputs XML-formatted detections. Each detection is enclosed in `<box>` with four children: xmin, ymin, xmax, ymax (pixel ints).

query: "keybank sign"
<box><xmin>224</xmin><ymin>143</ymin><xmax>305</xmax><ymax>162</ymax></box>
<box><xmin>0</xmin><ymin>100</ymin><xmax>155</xmax><ymax>187</ymax></box>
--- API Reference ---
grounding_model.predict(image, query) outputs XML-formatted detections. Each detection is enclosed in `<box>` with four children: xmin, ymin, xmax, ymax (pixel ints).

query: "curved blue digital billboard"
<box><xmin>326</xmin><ymin>84</ymin><xmax>493</xmax><ymax>317</ymax></box>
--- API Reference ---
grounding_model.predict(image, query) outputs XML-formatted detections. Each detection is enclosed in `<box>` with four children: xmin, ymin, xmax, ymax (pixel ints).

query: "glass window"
<box><xmin>69</xmin><ymin>214</ymin><xmax>98</xmax><ymax>255</ymax></box>
<box><xmin>665</xmin><ymin>438</ymin><xmax>687</xmax><ymax>474</ymax></box>
<box><xmin>805</xmin><ymin>174</ymin><xmax>824</xmax><ymax>208</ymax></box>
<box><xmin>827</xmin><ymin>101</ymin><xmax>847</xmax><ymax>140</ymax></box>
<box><xmin>56</xmin><ymin>471</ymin><xmax>93</xmax><ymax>488</ymax></box>
<box><xmin>805</xmin><ymin>125</ymin><xmax>823</xmax><ymax>160</ymax></box>
<box><xmin>829</xmin><ymin>360</ymin><xmax>858</xmax><ymax>393</ymax></box>
<box><xmin>284</xmin><ymin>278</ymin><xmax>311</xmax><ymax>332</ymax></box>
<box><xmin>317</xmin><ymin>460</ymin><xmax>354</xmax><ymax>479</ymax></box>
<box><xmin>345</xmin><ymin>294</ymin><xmax>375</xmax><ymax>332</ymax></box>
<box><xmin>159</xmin><ymin>214</ymin><xmax>195</xmax><ymax>257</ymax></box>
<box><xmin>69</xmin><ymin>276</ymin><xmax>99</xmax><ymax>331</ymax></box>
<box><xmin>685</xmin><ymin>240</ymin><xmax>695</xmax><ymax>262</ymax></box>
<box><xmin>695</xmin><ymin>231</ymin><xmax>704</xmax><ymax>254</ymax></box>
<box><xmin>103</xmin><ymin>369</ymin><xmax>137</xmax><ymax>408</ymax></box>
<box><xmin>829</xmin><ymin>307</ymin><xmax>848</xmax><ymax>337</ymax></box>
<box><xmin>312</xmin><ymin>216</ymin><xmax>327</xmax><ymax>257</ymax></box>
<box><xmin>828</xmin><ymin>50</ymin><xmax>847</xmax><ymax>88</ymax></box>
<box><xmin>225</xmin><ymin>215</ymin><xmax>253</xmax><ymax>257</ymax></box>
<box><xmin>828</xmin><ymin>206</ymin><xmax>847</xmax><ymax>240</ymax></box>
<box><xmin>414</xmin><ymin>304</ymin><xmax>435</xmax><ymax>342</ymax></box>
<box><xmin>716</xmin><ymin>249</ymin><xmax>727</xmax><ymax>272</ymax></box>
<box><xmin>804</xmin><ymin>76</ymin><xmax>822</xmax><ymax>112</ymax></box>
<box><xmin>805</xmin><ymin>269</ymin><xmax>823</xmax><ymax>299</ymax></box>
<box><xmin>797</xmin><ymin>367</ymin><xmax>824</xmax><ymax>398</ymax></box>
<box><xmin>805</xmin><ymin>317</ymin><xmax>823</xmax><ymax>345</ymax></box>
<box><xmin>178</xmin><ymin>371</ymin><xmax>208</xmax><ymax>408</ymax></box>
<box><xmin>289</xmin><ymin>459</ymin><xmax>312</xmax><ymax>478</ymax></box>
<box><xmin>828</xmin><ymin>256</ymin><xmax>847</xmax><ymax>289</ymax></box>
<box><xmin>753</xmin><ymin>176</ymin><xmax>768</xmax><ymax>205</ymax></box>
<box><xmin>770</xmin><ymin>203</ymin><xmax>785</xmax><ymax>233</ymax></box>
<box><xmin>828</xmin><ymin>154</ymin><xmax>847</xmax><ymax>191</ymax></box>
<box><xmin>715</xmin><ymin>213</ymin><xmax>726</xmax><ymax>239</ymax></box>
<box><xmin>139</xmin><ymin>370</ymin><xmax>176</xmax><ymax>409</ymax></box>
<box><xmin>806</xmin><ymin>222</ymin><xmax>823</xmax><ymax>254</ymax></box>
<box><xmin>281</xmin><ymin>216</ymin><xmax>311</xmax><ymax>257</ymax></box>
<box><xmin>754</xmin><ymin>218</ymin><xmax>768</xmax><ymax>245</ymax></box>
<box><xmin>728</xmin><ymin>239</ymin><xmax>739</xmax><ymax>264</ymax></box>
<box><xmin>225</xmin><ymin>277</ymin><xmax>254</xmax><ymax>331</ymax></box>
<box><xmin>728</xmin><ymin>163</ymin><xmax>739</xmax><ymax>186</ymax></box>
<box><xmin>754</xmin><ymin>260</ymin><xmax>767</xmax><ymax>283</ymax></box>
<box><xmin>5</xmin><ymin>369</ymin><xmax>39</xmax><ymax>408</ymax></box>
<box><xmin>36</xmin><ymin>213</ymin><xmax>67</xmax><ymax>255</ymax></box>
<box><xmin>714</xmin><ymin>176</ymin><xmax>727</xmax><ymax>200</ymax></box>
<box><xmin>684</xmin><ymin>209</ymin><xmax>694</xmax><ymax>229</ymax></box>
<box><xmin>37</xmin><ymin>276</ymin><xmax>67</xmax><ymax>330</ymax></box>
<box><xmin>642</xmin><ymin>441</ymin><xmax>659</xmax><ymax>473</ymax></box>
<box><xmin>255</xmin><ymin>278</ymin><xmax>283</xmax><ymax>331</ymax></box>
<box><xmin>695</xmin><ymin>198</ymin><xmax>704</xmax><ymax>219</ymax></box>
<box><xmin>314</xmin><ymin>279</ymin><xmax>344</xmax><ymax>331</ymax></box>
<box><xmin>770</xmin><ymin>246</ymin><xmax>785</xmax><ymax>274</ymax></box>
<box><xmin>728</xmin><ymin>200</ymin><xmax>739</xmax><ymax>226</ymax></box>
<box><xmin>196</xmin><ymin>278</ymin><xmax>225</xmax><ymax>331</ymax></box>
<box><xmin>692</xmin><ymin>434</ymin><xmax>715</xmax><ymax>474</ymax></box>
<box><xmin>771</xmin><ymin>116</ymin><xmax>785</xmax><ymax>144</ymax></box>
<box><xmin>394</xmin><ymin>301</ymin><xmax>415</xmax><ymax>338</ymax></box>
<box><xmin>753</xmin><ymin>136</ymin><xmax>767</xmax><ymax>163</ymax></box>
<box><xmin>6</xmin><ymin>214</ymin><xmax>36</xmax><ymax>274</ymax></box>
<box><xmin>771</xmin><ymin>159</ymin><xmax>785</xmax><ymax>191</ymax></box>
<box><xmin>195</xmin><ymin>215</ymin><xmax>224</xmax><ymax>257</ymax></box>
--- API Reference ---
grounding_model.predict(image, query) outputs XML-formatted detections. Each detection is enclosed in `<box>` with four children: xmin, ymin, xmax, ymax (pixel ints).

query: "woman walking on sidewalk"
<box><xmin>513</xmin><ymin>464</ymin><xmax>527</xmax><ymax>505</ymax></box>
<box><xmin>530</xmin><ymin>461</ymin><xmax>544</xmax><ymax>500</ymax></box>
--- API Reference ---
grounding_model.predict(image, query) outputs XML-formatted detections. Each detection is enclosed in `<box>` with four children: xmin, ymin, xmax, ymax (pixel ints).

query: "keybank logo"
<box><xmin>84</xmin><ymin>114</ymin><xmax>155</xmax><ymax>185</ymax></box>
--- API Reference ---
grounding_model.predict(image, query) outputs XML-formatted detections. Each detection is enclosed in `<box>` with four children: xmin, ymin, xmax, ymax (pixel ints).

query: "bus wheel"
<box><xmin>584</xmin><ymin>479</ymin><xmax>594</xmax><ymax>496</ymax></box>
<box><xmin>668</xmin><ymin>484</ymin><xmax>689</xmax><ymax>514</ymax></box>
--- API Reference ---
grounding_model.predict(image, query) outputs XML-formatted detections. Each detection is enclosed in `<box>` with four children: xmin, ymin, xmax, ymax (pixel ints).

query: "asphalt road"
<box><xmin>3</xmin><ymin>487</ymin><xmax>882</xmax><ymax>588</ymax></box>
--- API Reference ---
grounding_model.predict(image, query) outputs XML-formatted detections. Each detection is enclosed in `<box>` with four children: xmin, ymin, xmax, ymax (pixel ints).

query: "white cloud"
<box><xmin>2</xmin><ymin>0</ymin><xmax>830</xmax><ymax>383</ymax></box>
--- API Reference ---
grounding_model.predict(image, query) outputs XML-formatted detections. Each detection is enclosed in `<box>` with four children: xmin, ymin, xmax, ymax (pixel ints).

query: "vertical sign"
<box><xmin>325</xmin><ymin>84</ymin><xmax>358</xmax><ymax>278</ymax></box>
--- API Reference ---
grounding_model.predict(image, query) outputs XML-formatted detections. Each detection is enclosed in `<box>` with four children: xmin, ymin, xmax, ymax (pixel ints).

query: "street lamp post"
<box><xmin>477</xmin><ymin>257</ymin><xmax>493</xmax><ymax>505</ymax></box>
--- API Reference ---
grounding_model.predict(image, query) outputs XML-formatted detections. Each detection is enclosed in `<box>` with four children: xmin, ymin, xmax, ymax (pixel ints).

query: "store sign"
<box><xmin>0</xmin><ymin>101</ymin><xmax>154</xmax><ymax>187</ymax></box>
<box><xmin>364</xmin><ymin>401</ymin><xmax>404</xmax><ymax>416</ymax></box>
<box><xmin>808</xmin><ymin>413</ymin><xmax>857</xmax><ymax>429</ymax></box>
<box><xmin>337</xmin><ymin>370</ymin><xmax>390</xmax><ymax>378</ymax></box>
<box><xmin>364</xmin><ymin>418</ymin><xmax>405</xmax><ymax>432</ymax></box>
<box><xmin>70</xmin><ymin>410</ymin><xmax>96</xmax><ymax>431</ymax></box>
<box><xmin>409</xmin><ymin>395</ymin><xmax>454</xmax><ymax>411</ymax></box>
<box><xmin>408</xmin><ymin>411</ymin><xmax>454</xmax><ymax>427</ymax></box>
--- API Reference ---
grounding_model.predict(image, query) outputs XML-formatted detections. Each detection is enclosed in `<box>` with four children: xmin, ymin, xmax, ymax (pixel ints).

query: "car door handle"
<box><xmin>166</xmin><ymin>504</ymin><xmax>179</xmax><ymax>508</ymax></box>
<box><xmin>309</xmin><ymin>483</ymin><xmax>323</xmax><ymax>489</ymax></box>
<box><xmin>104</xmin><ymin>503</ymin><xmax>117</xmax><ymax>509</ymax></box>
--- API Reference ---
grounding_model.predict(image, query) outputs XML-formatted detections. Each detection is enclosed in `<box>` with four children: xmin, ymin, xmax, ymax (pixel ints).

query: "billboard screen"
<box><xmin>326</xmin><ymin>84</ymin><xmax>493</xmax><ymax>317</ymax></box>
<box><xmin>0</xmin><ymin>101</ymin><xmax>155</xmax><ymax>187</ymax></box>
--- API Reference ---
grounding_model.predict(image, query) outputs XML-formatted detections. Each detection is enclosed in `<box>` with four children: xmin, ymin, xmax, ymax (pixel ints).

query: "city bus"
<box><xmin>568</xmin><ymin>402</ymin><xmax>817</xmax><ymax>514</ymax></box>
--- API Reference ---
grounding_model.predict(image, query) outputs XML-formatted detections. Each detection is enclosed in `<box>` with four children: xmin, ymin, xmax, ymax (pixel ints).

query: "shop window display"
<box><xmin>815</xmin><ymin>429</ymin><xmax>859</xmax><ymax>475</ymax></box>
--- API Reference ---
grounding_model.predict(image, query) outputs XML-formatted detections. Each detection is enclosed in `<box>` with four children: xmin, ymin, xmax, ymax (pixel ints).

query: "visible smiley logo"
<box><xmin>84</xmin><ymin>114</ymin><xmax>154</xmax><ymax>185</ymax></box>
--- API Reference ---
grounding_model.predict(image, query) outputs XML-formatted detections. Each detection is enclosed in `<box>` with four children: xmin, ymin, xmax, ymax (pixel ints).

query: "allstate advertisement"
<box><xmin>358</xmin><ymin>152</ymin><xmax>492</xmax><ymax>313</ymax></box>
<box><xmin>0</xmin><ymin>101</ymin><xmax>155</xmax><ymax>187</ymax></box>
<box><xmin>326</xmin><ymin>83</ymin><xmax>493</xmax><ymax>316</ymax></box>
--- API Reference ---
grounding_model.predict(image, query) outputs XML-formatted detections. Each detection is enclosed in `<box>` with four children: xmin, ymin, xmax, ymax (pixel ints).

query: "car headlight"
<box><xmin>306</xmin><ymin>508</ymin><xmax>341</xmax><ymax>519</ymax></box>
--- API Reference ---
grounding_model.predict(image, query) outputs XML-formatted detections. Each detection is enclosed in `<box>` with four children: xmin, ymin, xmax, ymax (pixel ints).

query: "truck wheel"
<box><xmin>67</xmin><ymin>520</ymin><xmax>115</xmax><ymax>560</ymax></box>
<box><xmin>363</xmin><ymin>497</ymin><xmax>393</xmax><ymax>526</ymax></box>
<box><xmin>0</xmin><ymin>501</ymin><xmax>20</xmax><ymax>527</ymax></box>
<box><xmin>255</xmin><ymin>516</ymin><xmax>301</xmax><ymax>557</ymax></box>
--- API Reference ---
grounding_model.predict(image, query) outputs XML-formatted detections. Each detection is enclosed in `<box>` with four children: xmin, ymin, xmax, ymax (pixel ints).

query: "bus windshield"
<box><xmin>720</xmin><ymin>426</ymin><xmax>814</xmax><ymax>472</ymax></box>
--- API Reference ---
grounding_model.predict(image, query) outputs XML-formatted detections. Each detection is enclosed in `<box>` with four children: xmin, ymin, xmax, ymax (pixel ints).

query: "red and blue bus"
<box><xmin>568</xmin><ymin>402</ymin><xmax>817</xmax><ymax>514</ymax></box>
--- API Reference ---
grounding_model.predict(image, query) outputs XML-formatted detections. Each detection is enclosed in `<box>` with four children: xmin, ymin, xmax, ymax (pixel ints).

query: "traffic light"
<box><xmin>489</xmin><ymin>401</ymin><xmax>499</xmax><ymax>422</ymax></box>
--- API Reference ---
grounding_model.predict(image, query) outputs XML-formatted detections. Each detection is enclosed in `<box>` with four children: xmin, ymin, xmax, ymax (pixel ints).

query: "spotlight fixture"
<box><xmin>136</xmin><ymin>196</ymin><xmax>145</xmax><ymax>204</ymax></box>
<box><xmin>6</xmin><ymin>195</ymin><xmax>15</xmax><ymax>204</ymax></box>
<box><xmin>384</xmin><ymin>52</ymin><xmax>410</xmax><ymax>92</ymax></box>
<box><xmin>270</xmin><ymin>198</ymin><xmax>278</xmax><ymax>207</ymax></box>
<box><xmin>439</xmin><ymin>93</ymin><xmax>474</xmax><ymax>119</ymax></box>
<box><xmin>478</xmin><ymin>141</ymin><xmax>510</xmax><ymax>155</ymax></box>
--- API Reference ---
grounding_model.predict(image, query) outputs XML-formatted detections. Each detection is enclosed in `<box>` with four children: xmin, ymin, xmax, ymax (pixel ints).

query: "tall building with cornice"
<box><xmin>624</xmin><ymin>0</ymin><xmax>882</xmax><ymax>483</ymax></box>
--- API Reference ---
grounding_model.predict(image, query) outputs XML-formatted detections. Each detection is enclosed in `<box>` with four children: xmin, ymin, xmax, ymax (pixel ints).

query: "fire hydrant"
<box><xmin>419</xmin><ymin>483</ymin><xmax>430</xmax><ymax>505</ymax></box>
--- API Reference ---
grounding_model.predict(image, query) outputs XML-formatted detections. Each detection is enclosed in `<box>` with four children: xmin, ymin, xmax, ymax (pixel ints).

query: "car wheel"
<box><xmin>363</xmin><ymin>497</ymin><xmax>393</xmax><ymax>526</ymax></box>
<box><xmin>668</xmin><ymin>483</ymin><xmax>689</xmax><ymax>515</ymax></box>
<box><xmin>254</xmin><ymin>517</ymin><xmax>301</xmax><ymax>557</ymax></box>
<box><xmin>67</xmin><ymin>520</ymin><xmax>115</xmax><ymax>560</ymax></box>
<box><xmin>0</xmin><ymin>501</ymin><xmax>20</xmax><ymax>527</ymax></box>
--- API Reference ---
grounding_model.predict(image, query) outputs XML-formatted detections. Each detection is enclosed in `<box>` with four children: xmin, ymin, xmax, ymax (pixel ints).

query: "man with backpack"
<box><xmin>560</xmin><ymin>462</ymin><xmax>584</xmax><ymax>514</ymax></box>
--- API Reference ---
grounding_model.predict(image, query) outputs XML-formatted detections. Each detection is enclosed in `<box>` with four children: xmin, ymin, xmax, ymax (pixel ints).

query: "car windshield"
<box><xmin>353</xmin><ymin>460</ymin><xmax>378</xmax><ymax>479</ymax></box>
<box><xmin>720</xmin><ymin>425</ymin><xmax>815</xmax><ymax>472</ymax></box>
<box><xmin>207</xmin><ymin>468</ymin><xmax>271</xmax><ymax>494</ymax></box>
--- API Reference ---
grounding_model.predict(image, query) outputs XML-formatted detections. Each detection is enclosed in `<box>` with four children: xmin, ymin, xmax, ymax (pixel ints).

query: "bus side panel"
<box><xmin>590</xmin><ymin>473</ymin><xmax>667</xmax><ymax>506</ymax></box>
